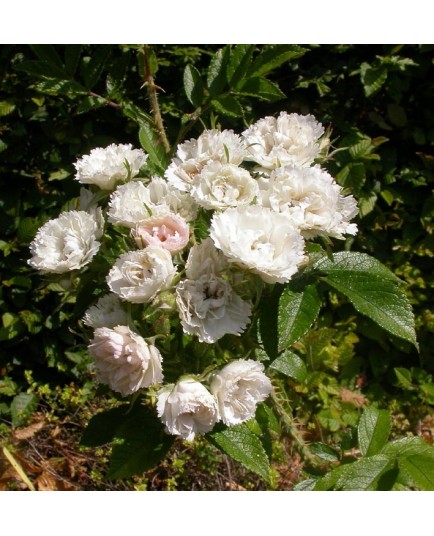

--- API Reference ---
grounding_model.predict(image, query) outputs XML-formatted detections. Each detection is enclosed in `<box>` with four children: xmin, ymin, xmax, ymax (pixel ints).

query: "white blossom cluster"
<box><xmin>28</xmin><ymin>112</ymin><xmax>358</xmax><ymax>441</ymax></box>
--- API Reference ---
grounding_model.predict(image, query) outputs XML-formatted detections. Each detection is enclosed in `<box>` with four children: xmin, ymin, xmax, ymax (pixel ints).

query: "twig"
<box><xmin>88</xmin><ymin>91</ymin><xmax>122</xmax><ymax>110</ymax></box>
<box><xmin>2</xmin><ymin>446</ymin><xmax>35</xmax><ymax>491</ymax></box>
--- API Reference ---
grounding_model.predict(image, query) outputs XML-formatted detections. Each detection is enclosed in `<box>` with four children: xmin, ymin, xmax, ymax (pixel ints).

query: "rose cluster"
<box><xmin>28</xmin><ymin>113</ymin><xmax>358</xmax><ymax>441</ymax></box>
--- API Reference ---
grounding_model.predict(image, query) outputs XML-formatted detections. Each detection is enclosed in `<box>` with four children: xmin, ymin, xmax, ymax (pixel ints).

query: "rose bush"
<box><xmin>20</xmin><ymin>45</ymin><xmax>425</xmax><ymax>489</ymax></box>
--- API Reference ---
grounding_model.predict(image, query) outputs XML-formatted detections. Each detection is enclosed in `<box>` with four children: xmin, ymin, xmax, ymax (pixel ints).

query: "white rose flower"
<box><xmin>210</xmin><ymin>359</ymin><xmax>272</xmax><ymax>425</ymax></box>
<box><xmin>74</xmin><ymin>143</ymin><xmax>148</xmax><ymax>190</ymax></box>
<box><xmin>157</xmin><ymin>379</ymin><xmax>219</xmax><ymax>441</ymax></box>
<box><xmin>176</xmin><ymin>239</ymin><xmax>252</xmax><ymax>343</ymax></box>
<box><xmin>242</xmin><ymin>112</ymin><xmax>325</xmax><ymax>170</ymax></box>
<box><xmin>88</xmin><ymin>326</ymin><xmax>163</xmax><ymax>397</ymax></box>
<box><xmin>28</xmin><ymin>210</ymin><xmax>101</xmax><ymax>273</ymax></box>
<box><xmin>147</xmin><ymin>176</ymin><xmax>198</xmax><ymax>222</ymax></box>
<box><xmin>107</xmin><ymin>181</ymin><xmax>160</xmax><ymax>228</ymax></box>
<box><xmin>132</xmin><ymin>213</ymin><xmax>190</xmax><ymax>253</ymax></box>
<box><xmin>107</xmin><ymin>247</ymin><xmax>176</xmax><ymax>303</ymax></box>
<box><xmin>210</xmin><ymin>205</ymin><xmax>306</xmax><ymax>284</ymax></box>
<box><xmin>185</xmin><ymin>237</ymin><xmax>228</xmax><ymax>279</ymax></box>
<box><xmin>261</xmin><ymin>165</ymin><xmax>358</xmax><ymax>239</ymax></box>
<box><xmin>176</xmin><ymin>274</ymin><xmax>252</xmax><ymax>343</ymax></box>
<box><xmin>191</xmin><ymin>161</ymin><xmax>259</xmax><ymax>210</ymax></box>
<box><xmin>165</xmin><ymin>129</ymin><xmax>248</xmax><ymax>192</ymax></box>
<box><xmin>83</xmin><ymin>294</ymin><xmax>129</xmax><ymax>329</ymax></box>
<box><xmin>79</xmin><ymin>188</ymin><xmax>105</xmax><ymax>237</ymax></box>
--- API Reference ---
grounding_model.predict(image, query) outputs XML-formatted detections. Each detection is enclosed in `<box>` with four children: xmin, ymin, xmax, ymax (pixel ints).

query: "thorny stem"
<box><xmin>141</xmin><ymin>45</ymin><xmax>171</xmax><ymax>155</ymax></box>
<box><xmin>270</xmin><ymin>387</ymin><xmax>318</xmax><ymax>467</ymax></box>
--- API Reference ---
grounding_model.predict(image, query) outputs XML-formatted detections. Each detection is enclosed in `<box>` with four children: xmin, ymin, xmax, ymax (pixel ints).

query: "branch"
<box><xmin>142</xmin><ymin>45</ymin><xmax>171</xmax><ymax>155</ymax></box>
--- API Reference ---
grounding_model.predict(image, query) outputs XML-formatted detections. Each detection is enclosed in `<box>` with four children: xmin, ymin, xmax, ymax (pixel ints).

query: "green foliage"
<box><xmin>297</xmin><ymin>408</ymin><xmax>434</xmax><ymax>491</ymax></box>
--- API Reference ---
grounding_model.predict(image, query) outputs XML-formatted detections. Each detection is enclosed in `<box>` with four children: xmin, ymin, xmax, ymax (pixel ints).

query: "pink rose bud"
<box><xmin>132</xmin><ymin>213</ymin><xmax>190</xmax><ymax>253</ymax></box>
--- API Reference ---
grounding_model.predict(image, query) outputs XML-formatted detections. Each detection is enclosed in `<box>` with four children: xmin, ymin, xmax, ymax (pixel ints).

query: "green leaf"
<box><xmin>381</xmin><ymin>437</ymin><xmax>434</xmax><ymax>458</ymax></box>
<box><xmin>0</xmin><ymin>377</ymin><xmax>18</xmax><ymax>396</ymax></box>
<box><xmin>106</xmin><ymin>52</ymin><xmax>130</xmax><ymax>98</ymax></box>
<box><xmin>227</xmin><ymin>44</ymin><xmax>255</xmax><ymax>87</ymax></box>
<box><xmin>212</xmin><ymin>95</ymin><xmax>243</xmax><ymax>117</ymax></box>
<box><xmin>269</xmin><ymin>351</ymin><xmax>307</xmax><ymax>382</ymax></box>
<box><xmin>15</xmin><ymin>60</ymin><xmax>68</xmax><ymax>79</ymax></box>
<box><xmin>208</xmin><ymin>423</ymin><xmax>270</xmax><ymax>482</ymax></box>
<box><xmin>315</xmin><ymin>252</ymin><xmax>417</xmax><ymax>347</ymax></box>
<box><xmin>76</xmin><ymin>95</ymin><xmax>106</xmax><ymax>114</ymax></box>
<box><xmin>18</xmin><ymin>217</ymin><xmax>42</xmax><ymax>242</ymax></box>
<box><xmin>207</xmin><ymin>46</ymin><xmax>230</xmax><ymax>96</ymax></box>
<box><xmin>278</xmin><ymin>281</ymin><xmax>322</xmax><ymax>350</ymax></box>
<box><xmin>259</xmin><ymin>280</ymin><xmax>321</xmax><ymax>359</ymax></box>
<box><xmin>0</xmin><ymin>313</ymin><xmax>23</xmax><ymax>341</ymax></box>
<box><xmin>183</xmin><ymin>64</ymin><xmax>204</xmax><ymax>107</ymax></box>
<box><xmin>348</xmin><ymin>139</ymin><xmax>375</xmax><ymax>159</ymax></box>
<box><xmin>247</xmin><ymin>45</ymin><xmax>307</xmax><ymax>77</ymax></box>
<box><xmin>335</xmin><ymin>454</ymin><xmax>393</xmax><ymax>490</ymax></box>
<box><xmin>358</xmin><ymin>407</ymin><xmax>391</xmax><ymax>457</ymax></box>
<box><xmin>310</xmin><ymin>442</ymin><xmax>340</xmax><ymax>462</ymax></box>
<box><xmin>293</xmin><ymin>478</ymin><xmax>317</xmax><ymax>491</ymax></box>
<box><xmin>358</xmin><ymin>191</ymin><xmax>378</xmax><ymax>218</ymax></box>
<box><xmin>420</xmin><ymin>383</ymin><xmax>434</xmax><ymax>404</ymax></box>
<box><xmin>380</xmin><ymin>189</ymin><xmax>394</xmax><ymax>206</ymax></box>
<box><xmin>258</xmin><ymin>286</ymin><xmax>281</xmax><ymax>358</ymax></box>
<box><xmin>34</xmin><ymin>78</ymin><xmax>86</xmax><ymax>97</ymax></box>
<box><xmin>83</xmin><ymin>45</ymin><xmax>112</xmax><ymax>90</ymax></box>
<box><xmin>139</xmin><ymin>122</ymin><xmax>169</xmax><ymax>173</ymax></box>
<box><xmin>251</xmin><ymin>405</ymin><xmax>274</xmax><ymax>459</ymax></box>
<box><xmin>20</xmin><ymin>310</ymin><xmax>42</xmax><ymax>335</ymax></box>
<box><xmin>122</xmin><ymin>101</ymin><xmax>153</xmax><ymax>125</ymax></box>
<box><xmin>398</xmin><ymin>455</ymin><xmax>434</xmax><ymax>490</ymax></box>
<box><xmin>387</xmin><ymin>103</ymin><xmax>407</xmax><ymax>127</ymax></box>
<box><xmin>360</xmin><ymin>62</ymin><xmax>388</xmax><ymax>97</ymax></box>
<box><xmin>259</xmin><ymin>282</ymin><xmax>321</xmax><ymax>359</ymax></box>
<box><xmin>107</xmin><ymin>405</ymin><xmax>174</xmax><ymax>480</ymax></box>
<box><xmin>256</xmin><ymin>403</ymin><xmax>281</xmax><ymax>435</ymax></box>
<box><xmin>238</xmin><ymin>77</ymin><xmax>286</xmax><ymax>101</ymax></box>
<box><xmin>10</xmin><ymin>393</ymin><xmax>37</xmax><ymax>427</ymax></box>
<box><xmin>142</xmin><ymin>47</ymin><xmax>158</xmax><ymax>77</ymax></box>
<box><xmin>317</xmin><ymin>408</ymin><xmax>341</xmax><ymax>432</ymax></box>
<box><xmin>394</xmin><ymin>367</ymin><xmax>414</xmax><ymax>390</ymax></box>
<box><xmin>336</xmin><ymin>162</ymin><xmax>366</xmax><ymax>194</ymax></box>
<box><xmin>313</xmin><ymin>464</ymin><xmax>349</xmax><ymax>490</ymax></box>
<box><xmin>80</xmin><ymin>405</ymin><xmax>130</xmax><ymax>447</ymax></box>
<box><xmin>0</xmin><ymin>101</ymin><xmax>16</xmax><ymax>117</ymax></box>
<box><xmin>65</xmin><ymin>45</ymin><xmax>82</xmax><ymax>76</ymax></box>
<box><xmin>30</xmin><ymin>45</ymin><xmax>64</xmax><ymax>69</ymax></box>
<box><xmin>380</xmin><ymin>440</ymin><xmax>434</xmax><ymax>489</ymax></box>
